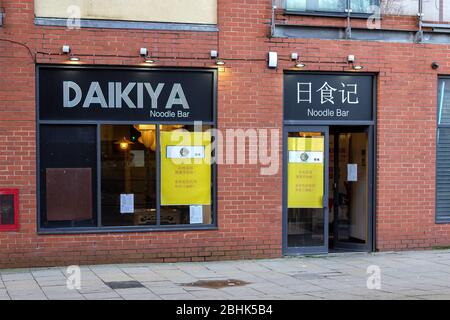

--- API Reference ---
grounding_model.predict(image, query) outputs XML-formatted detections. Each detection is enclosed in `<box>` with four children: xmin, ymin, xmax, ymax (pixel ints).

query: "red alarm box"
<box><xmin>0</xmin><ymin>189</ymin><xmax>19</xmax><ymax>231</ymax></box>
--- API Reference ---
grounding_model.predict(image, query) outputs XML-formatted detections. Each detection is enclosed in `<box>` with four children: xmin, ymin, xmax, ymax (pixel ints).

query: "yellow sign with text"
<box><xmin>160</xmin><ymin>131</ymin><xmax>211</xmax><ymax>205</ymax></box>
<box><xmin>287</xmin><ymin>136</ymin><xmax>324</xmax><ymax>208</ymax></box>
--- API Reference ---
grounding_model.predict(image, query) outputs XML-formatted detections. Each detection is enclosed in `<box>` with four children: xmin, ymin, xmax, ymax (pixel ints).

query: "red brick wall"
<box><xmin>1</xmin><ymin>0</ymin><xmax>450</xmax><ymax>268</ymax></box>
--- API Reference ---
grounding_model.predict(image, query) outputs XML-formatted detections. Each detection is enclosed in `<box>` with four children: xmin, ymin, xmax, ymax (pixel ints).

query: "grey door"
<box><xmin>283</xmin><ymin>126</ymin><xmax>329</xmax><ymax>255</ymax></box>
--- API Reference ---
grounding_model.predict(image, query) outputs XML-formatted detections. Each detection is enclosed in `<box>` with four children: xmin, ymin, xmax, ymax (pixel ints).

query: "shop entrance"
<box><xmin>283</xmin><ymin>125</ymin><xmax>374</xmax><ymax>255</ymax></box>
<box><xmin>282</xmin><ymin>72</ymin><xmax>376</xmax><ymax>255</ymax></box>
<box><xmin>329</xmin><ymin>126</ymin><xmax>372</xmax><ymax>252</ymax></box>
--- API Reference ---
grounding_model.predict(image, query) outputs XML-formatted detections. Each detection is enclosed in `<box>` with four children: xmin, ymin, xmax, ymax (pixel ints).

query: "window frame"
<box><xmin>36</xmin><ymin>65</ymin><xmax>218</xmax><ymax>234</ymax></box>
<box><xmin>284</xmin><ymin>0</ymin><xmax>380</xmax><ymax>19</ymax></box>
<box><xmin>436</xmin><ymin>76</ymin><xmax>450</xmax><ymax>224</ymax></box>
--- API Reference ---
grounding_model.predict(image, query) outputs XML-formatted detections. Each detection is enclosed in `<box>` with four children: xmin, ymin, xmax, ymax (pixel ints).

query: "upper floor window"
<box><xmin>285</xmin><ymin>0</ymin><xmax>379</xmax><ymax>16</ymax></box>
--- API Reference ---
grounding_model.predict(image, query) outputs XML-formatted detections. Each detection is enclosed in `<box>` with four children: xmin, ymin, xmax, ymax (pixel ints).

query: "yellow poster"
<box><xmin>160</xmin><ymin>131</ymin><xmax>211</xmax><ymax>205</ymax></box>
<box><xmin>288</xmin><ymin>136</ymin><xmax>324</xmax><ymax>208</ymax></box>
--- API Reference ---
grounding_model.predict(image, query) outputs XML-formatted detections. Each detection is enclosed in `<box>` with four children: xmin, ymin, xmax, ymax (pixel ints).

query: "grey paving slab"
<box><xmin>1</xmin><ymin>273</ymin><xmax>34</xmax><ymax>282</ymax></box>
<box><xmin>189</xmin><ymin>289</ymin><xmax>233</xmax><ymax>300</ymax></box>
<box><xmin>2</xmin><ymin>250</ymin><xmax>450</xmax><ymax>300</ymax></box>
<box><xmin>81</xmin><ymin>291</ymin><xmax>122</xmax><ymax>300</ymax></box>
<box><xmin>148</xmin><ymin>285</ymin><xmax>189</xmax><ymax>295</ymax></box>
<box><xmin>31</xmin><ymin>269</ymin><xmax>65</xmax><ymax>278</ymax></box>
<box><xmin>113</xmin><ymin>287</ymin><xmax>153</xmax><ymax>295</ymax></box>
<box><xmin>159</xmin><ymin>293</ymin><xmax>196</xmax><ymax>300</ymax></box>
<box><xmin>152</xmin><ymin>269</ymin><xmax>198</xmax><ymax>284</ymax></box>
<box><xmin>121</xmin><ymin>293</ymin><xmax>162</xmax><ymax>300</ymax></box>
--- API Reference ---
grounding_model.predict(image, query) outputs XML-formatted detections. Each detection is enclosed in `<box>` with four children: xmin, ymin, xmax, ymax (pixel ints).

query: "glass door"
<box><xmin>331</xmin><ymin>126</ymin><xmax>373</xmax><ymax>251</ymax></box>
<box><xmin>283</xmin><ymin>126</ymin><xmax>329</xmax><ymax>255</ymax></box>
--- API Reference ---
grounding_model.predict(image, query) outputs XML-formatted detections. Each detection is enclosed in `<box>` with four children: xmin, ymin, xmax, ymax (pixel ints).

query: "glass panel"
<box><xmin>287</xmin><ymin>131</ymin><xmax>325</xmax><ymax>248</ymax></box>
<box><xmin>350</xmin><ymin>0</ymin><xmax>375</xmax><ymax>14</ymax></box>
<box><xmin>286</xmin><ymin>0</ymin><xmax>379</xmax><ymax>14</ymax></box>
<box><xmin>0</xmin><ymin>194</ymin><xmax>15</xmax><ymax>225</ymax></box>
<box><xmin>286</xmin><ymin>0</ymin><xmax>346</xmax><ymax>12</ymax></box>
<box><xmin>438</xmin><ymin>79</ymin><xmax>450</xmax><ymax>125</ymax></box>
<box><xmin>101</xmin><ymin>124</ymin><xmax>157</xmax><ymax>226</ymax></box>
<box><xmin>160</xmin><ymin>124</ymin><xmax>213</xmax><ymax>225</ymax></box>
<box><xmin>423</xmin><ymin>1</ymin><xmax>450</xmax><ymax>23</ymax></box>
<box><xmin>336</xmin><ymin>132</ymin><xmax>368</xmax><ymax>244</ymax></box>
<box><xmin>40</xmin><ymin>125</ymin><xmax>97</xmax><ymax>228</ymax></box>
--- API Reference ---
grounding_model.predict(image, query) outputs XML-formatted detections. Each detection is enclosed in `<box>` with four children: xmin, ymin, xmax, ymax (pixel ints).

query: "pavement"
<box><xmin>1</xmin><ymin>250</ymin><xmax>450</xmax><ymax>300</ymax></box>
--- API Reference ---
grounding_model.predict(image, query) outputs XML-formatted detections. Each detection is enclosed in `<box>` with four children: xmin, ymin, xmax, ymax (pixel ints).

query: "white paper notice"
<box><xmin>189</xmin><ymin>206</ymin><xmax>203</xmax><ymax>224</ymax></box>
<box><xmin>120</xmin><ymin>194</ymin><xmax>134</xmax><ymax>214</ymax></box>
<box><xmin>347</xmin><ymin>164</ymin><xmax>358</xmax><ymax>182</ymax></box>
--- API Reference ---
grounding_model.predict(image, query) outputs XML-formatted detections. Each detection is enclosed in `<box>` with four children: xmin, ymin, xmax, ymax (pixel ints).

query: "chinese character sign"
<box><xmin>285</xmin><ymin>74</ymin><xmax>373</xmax><ymax>121</ymax></box>
<box><xmin>160</xmin><ymin>131</ymin><xmax>211</xmax><ymax>205</ymax></box>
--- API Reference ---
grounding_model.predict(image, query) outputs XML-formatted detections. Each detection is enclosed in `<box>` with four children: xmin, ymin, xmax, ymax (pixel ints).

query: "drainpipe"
<box><xmin>415</xmin><ymin>0</ymin><xmax>424</xmax><ymax>43</ymax></box>
<box><xmin>440</xmin><ymin>0</ymin><xmax>444</xmax><ymax>22</ymax></box>
<box><xmin>271</xmin><ymin>0</ymin><xmax>276</xmax><ymax>38</ymax></box>
<box><xmin>345</xmin><ymin>0</ymin><xmax>352</xmax><ymax>39</ymax></box>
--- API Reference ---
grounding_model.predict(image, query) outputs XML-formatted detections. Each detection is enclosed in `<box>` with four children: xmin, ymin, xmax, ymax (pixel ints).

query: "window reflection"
<box><xmin>286</xmin><ymin>0</ymin><xmax>377</xmax><ymax>14</ymax></box>
<box><xmin>101</xmin><ymin>125</ymin><xmax>157</xmax><ymax>226</ymax></box>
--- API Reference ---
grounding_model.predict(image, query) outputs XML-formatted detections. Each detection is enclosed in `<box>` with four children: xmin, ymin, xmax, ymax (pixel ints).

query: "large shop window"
<box><xmin>285</xmin><ymin>0</ymin><xmax>379</xmax><ymax>15</ymax></box>
<box><xmin>437</xmin><ymin>78</ymin><xmax>450</xmax><ymax>223</ymax></box>
<box><xmin>37</xmin><ymin>66</ymin><xmax>216</xmax><ymax>232</ymax></box>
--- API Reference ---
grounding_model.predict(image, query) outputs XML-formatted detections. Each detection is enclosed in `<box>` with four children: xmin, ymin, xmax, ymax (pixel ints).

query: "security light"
<box><xmin>210</xmin><ymin>50</ymin><xmax>218</xmax><ymax>59</ymax></box>
<box><xmin>348</xmin><ymin>55</ymin><xmax>355</xmax><ymax>63</ymax></box>
<box><xmin>62</xmin><ymin>45</ymin><xmax>71</xmax><ymax>54</ymax></box>
<box><xmin>139</xmin><ymin>48</ymin><xmax>148</xmax><ymax>57</ymax></box>
<box><xmin>268</xmin><ymin>52</ymin><xmax>278</xmax><ymax>68</ymax></box>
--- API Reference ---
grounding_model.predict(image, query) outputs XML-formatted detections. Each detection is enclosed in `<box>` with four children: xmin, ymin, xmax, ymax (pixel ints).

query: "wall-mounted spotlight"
<box><xmin>140</xmin><ymin>47</ymin><xmax>155</xmax><ymax>64</ymax></box>
<box><xmin>210</xmin><ymin>50</ymin><xmax>225</xmax><ymax>67</ymax></box>
<box><xmin>348</xmin><ymin>54</ymin><xmax>363</xmax><ymax>71</ymax></box>
<box><xmin>291</xmin><ymin>53</ymin><xmax>305</xmax><ymax>68</ymax></box>
<box><xmin>62</xmin><ymin>45</ymin><xmax>81</xmax><ymax>62</ymax></box>
<box><xmin>432</xmin><ymin>62</ymin><xmax>440</xmax><ymax>70</ymax></box>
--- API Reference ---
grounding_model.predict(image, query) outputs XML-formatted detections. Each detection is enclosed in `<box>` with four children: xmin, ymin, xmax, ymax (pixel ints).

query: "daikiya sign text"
<box><xmin>38</xmin><ymin>67</ymin><xmax>214</xmax><ymax>122</ymax></box>
<box><xmin>63</xmin><ymin>81</ymin><xmax>190</xmax><ymax>119</ymax></box>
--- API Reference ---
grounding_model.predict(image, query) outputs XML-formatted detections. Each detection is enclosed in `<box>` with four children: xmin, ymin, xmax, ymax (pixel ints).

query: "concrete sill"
<box><xmin>38</xmin><ymin>225</ymin><xmax>218</xmax><ymax>235</ymax></box>
<box><xmin>34</xmin><ymin>17</ymin><xmax>218</xmax><ymax>32</ymax></box>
